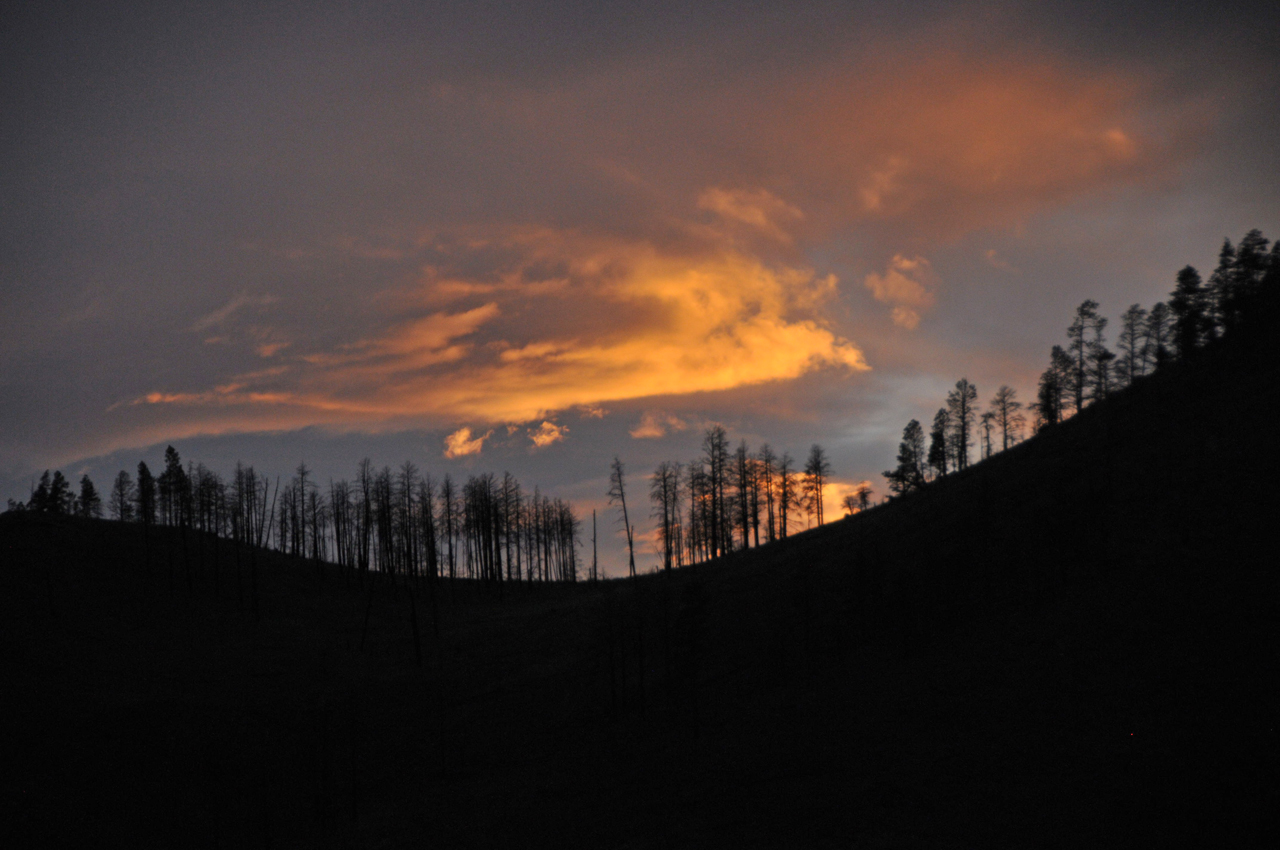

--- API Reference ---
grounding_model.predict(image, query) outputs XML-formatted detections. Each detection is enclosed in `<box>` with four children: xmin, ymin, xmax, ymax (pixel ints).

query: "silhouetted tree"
<box><xmin>29</xmin><ymin>471</ymin><xmax>51</xmax><ymax>512</ymax></box>
<box><xmin>1034</xmin><ymin>376</ymin><xmax>1058</xmax><ymax>431</ymax></box>
<box><xmin>1143</xmin><ymin>302</ymin><xmax>1173</xmax><ymax>368</ymax></box>
<box><xmin>684</xmin><ymin>458</ymin><xmax>707</xmax><ymax>563</ymax></box>
<box><xmin>730</xmin><ymin>441</ymin><xmax>748</xmax><ymax>549</ymax></box>
<box><xmin>1086</xmin><ymin>318</ymin><xmax>1115</xmax><ymax>404</ymax></box>
<box><xmin>802</xmin><ymin>444</ymin><xmax>831</xmax><ymax>527</ymax></box>
<box><xmin>1171</xmin><ymin>265</ymin><xmax>1206</xmax><ymax>360</ymax></box>
<box><xmin>77</xmin><ymin>475</ymin><xmax>102</xmax><ymax>518</ymax></box>
<box><xmin>1115</xmin><ymin>304</ymin><xmax>1149</xmax><ymax>385</ymax></box>
<box><xmin>757</xmin><ymin>443</ymin><xmax>778</xmax><ymax>543</ymax></box>
<box><xmin>1225</xmin><ymin>229</ymin><xmax>1273</xmax><ymax>332</ymax></box>
<box><xmin>1039</xmin><ymin>345</ymin><xmax>1075</xmax><ymax>428</ymax></box>
<box><xmin>883</xmin><ymin>419</ymin><xmax>927</xmax><ymax>496</ymax></box>
<box><xmin>1205</xmin><ymin>239</ymin><xmax>1235</xmax><ymax>339</ymax></box>
<box><xmin>135</xmin><ymin>462</ymin><xmax>157</xmax><ymax>526</ymax></box>
<box><xmin>777</xmin><ymin>452</ymin><xmax>796</xmax><ymax>538</ymax></box>
<box><xmin>979</xmin><ymin>410</ymin><xmax>996</xmax><ymax>459</ymax></box>
<box><xmin>438</xmin><ymin>474</ymin><xmax>457</xmax><ymax>581</ymax></box>
<box><xmin>946</xmin><ymin>378</ymin><xmax>978</xmax><ymax>470</ymax></box>
<box><xmin>500</xmin><ymin>472</ymin><xmax>519</xmax><ymax>582</ymax></box>
<box><xmin>990</xmin><ymin>385</ymin><xmax>1024</xmax><ymax>451</ymax></box>
<box><xmin>608</xmin><ymin>456</ymin><xmax>637</xmax><ymax>577</ymax></box>
<box><xmin>927</xmin><ymin>408</ymin><xmax>951</xmax><ymax>478</ymax></box>
<box><xmin>1067</xmin><ymin>300</ymin><xmax>1104</xmax><ymax>413</ymax></box>
<box><xmin>590</xmin><ymin>509</ymin><xmax>599</xmax><ymax>581</ymax></box>
<box><xmin>700</xmin><ymin>426</ymin><xmax>731</xmax><ymax>557</ymax></box>
<box><xmin>294</xmin><ymin>462</ymin><xmax>313</xmax><ymax>558</ymax></box>
<box><xmin>110</xmin><ymin>470</ymin><xmax>136</xmax><ymax>521</ymax></box>
<box><xmin>650</xmin><ymin>461</ymin><xmax>681</xmax><ymax>571</ymax></box>
<box><xmin>43</xmin><ymin>471</ymin><xmax>73</xmax><ymax>515</ymax></box>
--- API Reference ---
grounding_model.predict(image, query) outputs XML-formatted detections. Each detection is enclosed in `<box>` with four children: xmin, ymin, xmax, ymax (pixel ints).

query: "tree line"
<box><xmin>607</xmin><ymin>426</ymin><xmax>836</xmax><ymax>576</ymax></box>
<box><xmin>885</xmin><ymin>228</ymin><xmax>1278</xmax><ymax>495</ymax></box>
<box><xmin>9</xmin><ymin>447</ymin><xmax>584</xmax><ymax>587</ymax></box>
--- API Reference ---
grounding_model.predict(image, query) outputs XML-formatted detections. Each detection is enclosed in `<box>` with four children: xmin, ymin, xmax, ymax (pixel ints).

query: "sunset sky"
<box><xmin>3</xmin><ymin>1</ymin><xmax>1277</xmax><ymax>574</ymax></box>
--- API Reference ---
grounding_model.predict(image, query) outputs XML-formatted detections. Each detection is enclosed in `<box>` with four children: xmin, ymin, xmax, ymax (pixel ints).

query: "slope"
<box><xmin>2</xmin><ymin>330</ymin><xmax>1277</xmax><ymax>848</ymax></box>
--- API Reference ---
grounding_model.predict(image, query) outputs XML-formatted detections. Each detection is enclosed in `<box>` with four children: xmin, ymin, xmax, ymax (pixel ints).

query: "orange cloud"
<box><xmin>697</xmin><ymin>187</ymin><xmax>804</xmax><ymax>242</ymax></box>
<box><xmin>443</xmin><ymin>426</ymin><xmax>491</xmax><ymax>458</ymax></box>
<box><xmin>864</xmin><ymin>255</ymin><xmax>938</xmax><ymax>329</ymax></box>
<box><xmin>528</xmin><ymin>420</ymin><xmax>568</xmax><ymax>448</ymax></box>
<box><xmin>522</xmin><ymin>47</ymin><xmax>1197</xmax><ymax>242</ymax></box>
<box><xmin>771</xmin><ymin>51</ymin><xmax>1189</xmax><ymax>236</ymax></box>
<box><xmin>111</xmin><ymin>48</ymin><xmax>1200</xmax><ymax>455</ymax></box>
<box><xmin>629</xmin><ymin>410</ymin><xmax>688</xmax><ymax>439</ymax></box>
<box><xmin>133</xmin><ymin>225</ymin><xmax>867</xmax><ymax>435</ymax></box>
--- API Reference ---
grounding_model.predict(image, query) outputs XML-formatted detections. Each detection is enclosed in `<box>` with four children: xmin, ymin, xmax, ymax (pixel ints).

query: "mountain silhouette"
<box><xmin>3</xmin><ymin>315</ymin><xmax>1276</xmax><ymax>847</ymax></box>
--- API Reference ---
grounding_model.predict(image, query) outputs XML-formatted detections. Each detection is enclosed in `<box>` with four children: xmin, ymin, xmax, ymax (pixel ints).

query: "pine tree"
<box><xmin>1115</xmin><ymin>304</ymin><xmax>1149</xmax><ymax>386</ymax></box>
<box><xmin>1067</xmin><ymin>300</ymin><xmax>1104</xmax><ymax>413</ymax></box>
<box><xmin>1170</xmin><ymin>266</ymin><xmax>1206</xmax><ymax>360</ymax></box>
<box><xmin>1085</xmin><ymin>314</ymin><xmax>1114</xmax><ymax>403</ymax></box>
<box><xmin>1143</xmin><ymin>302</ymin><xmax>1173</xmax><ymax>368</ymax></box>
<box><xmin>700</xmin><ymin>426</ymin><xmax>731</xmax><ymax>557</ymax></box>
<box><xmin>883</xmin><ymin>419</ymin><xmax>927</xmax><ymax>495</ymax></box>
<box><xmin>1205</xmin><ymin>240</ymin><xmax>1235</xmax><ymax>339</ymax></box>
<box><xmin>1035</xmin><ymin>346</ymin><xmax>1072</xmax><ymax>430</ymax></box>
<box><xmin>946</xmin><ymin>378</ymin><xmax>978</xmax><ymax>470</ymax></box>
<box><xmin>136</xmin><ymin>462</ymin><xmax>157</xmax><ymax>525</ymax></box>
<box><xmin>927</xmin><ymin>408</ymin><xmax>950</xmax><ymax>478</ymax></box>
<box><xmin>1231</xmin><ymin>229</ymin><xmax>1273</xmax><ymax>329</ymax></box>
<box><xmin>78</xmin><ymin>475</ymin><xmax>103</xmax><ymax>518</ymax></box>
<box><xmin>48</xmin><ymin>471</ymin><xmax>73</xmax><ymax>515</ymax></box>
<box><xmin>30</xmin><ymin>471</ymin><xmax>52</xmax><ymax>512</ymax></box>
<box><xmin>110</xmin><ymin>471</ymin><xmax>136</xmax><ymax>521</ymax></box>
<box><xmin>777</xmin><ymin>452</ymin><xmax>796</xmax><ymax>538</ymax></box>
<box><xmin>802</xmin><ymin>445</ymin><xmax>831</xmax><ymax>527</ymax></box>
<box><xmin>990</xmin><ymin>385</ymin><xmax>1025</xmax><ymax>451</ymax></box>
<box><xmin>979</xmin><ymin>410</ymin><xmax>996</xmax><ymax>459</ymax></box>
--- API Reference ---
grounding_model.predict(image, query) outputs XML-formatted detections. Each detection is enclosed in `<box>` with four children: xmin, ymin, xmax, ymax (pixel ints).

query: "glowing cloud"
<box><xmin>443</xmin><ymin>427</ymin><xmax>492</xmax><ymax>458</ymax></box>
<box><xmin>142</xmin><ymin>225</ymin><xmax>869</xmax><ymax>433</ymax></box>
<box><xmin>528</xmin><ymin>421</ymin><xmax>568</xmax><ymax>448</ymax></box>
<box><xmin>630</xmin><ymin>411</ymin><xmax>688</xmax><ymax>439</ymax></box>
<box><xmin>864</xmin><ymin>255</ymin><xmax>938</xmax><ymax>329</ymax></box>
<box><xmin>697</xmin><ymin>187</ymin><xmax>804</xmax><ymax>242</ymax></box>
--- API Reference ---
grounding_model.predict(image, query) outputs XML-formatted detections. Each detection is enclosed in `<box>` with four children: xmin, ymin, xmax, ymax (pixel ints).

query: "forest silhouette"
<box><xmin>3</xmin><ymin>229</ymin><xmax>1277</xmax><ymax>846</ymax></box>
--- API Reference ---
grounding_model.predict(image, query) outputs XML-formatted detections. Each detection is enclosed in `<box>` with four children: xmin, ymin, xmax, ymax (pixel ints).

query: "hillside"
<box><xmin>3</xmin><ymin>332</ymin><xmax>1278</xmax><ymax>848</ymax></box>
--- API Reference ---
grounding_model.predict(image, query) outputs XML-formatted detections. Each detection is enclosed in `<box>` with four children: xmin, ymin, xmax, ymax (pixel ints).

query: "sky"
<box><xmin>3</xmin><ymin>1</ymin><xmax>1277</xmax><ymax>574</ymax></box>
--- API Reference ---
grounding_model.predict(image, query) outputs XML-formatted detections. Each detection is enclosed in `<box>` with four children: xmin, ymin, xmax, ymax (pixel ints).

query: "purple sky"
<box><xmin>3</xmin><ymin>1</ymin><xmax>1277</xmax><ymax>574</ymax></box>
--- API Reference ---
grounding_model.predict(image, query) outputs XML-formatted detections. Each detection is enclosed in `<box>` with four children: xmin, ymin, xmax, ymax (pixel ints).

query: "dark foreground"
<box><xmin>3</xmin><ymin>340</ymin><xmax>1278</xmax><ymax>848</ymax></box>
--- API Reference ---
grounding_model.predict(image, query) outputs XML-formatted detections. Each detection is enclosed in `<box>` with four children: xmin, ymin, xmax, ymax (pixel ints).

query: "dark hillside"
<box><xmin>3</xmin><ymin>331</ymin><xmax>1277</xmax><ymax>847</ymax></box>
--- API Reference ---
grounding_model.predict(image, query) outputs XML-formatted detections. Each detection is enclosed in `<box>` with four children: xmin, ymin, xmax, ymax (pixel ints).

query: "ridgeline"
<box><xmin>3</xmin><ymin>321</ymin><xmax>1276</xmax><ymax>847</ymax></box>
